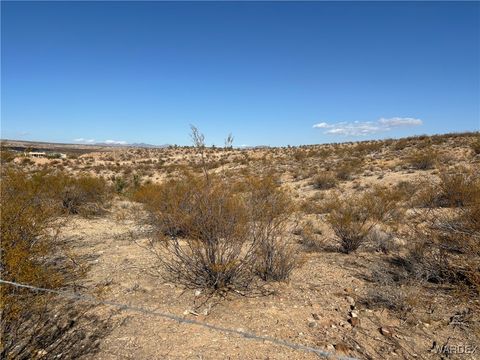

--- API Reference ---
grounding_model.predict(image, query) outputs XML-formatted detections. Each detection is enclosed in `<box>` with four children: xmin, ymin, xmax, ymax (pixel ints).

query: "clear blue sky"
<box><xmin>2</xmin><ymin>1</ymin><xmax>479</xmax><ymax>146</ymax></box>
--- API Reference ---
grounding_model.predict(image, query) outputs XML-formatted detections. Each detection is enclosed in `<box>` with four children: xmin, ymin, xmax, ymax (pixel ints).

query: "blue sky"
<box><xmin>1</xmin><ymin>1</ymin><xmax>479</xmax><ymax>146</ymax></box>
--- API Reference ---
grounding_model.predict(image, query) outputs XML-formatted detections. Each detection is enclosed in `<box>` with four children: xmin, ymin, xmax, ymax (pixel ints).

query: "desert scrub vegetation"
<box><xmin>471</xmin><ymin>136</ymin><xmax>480</xmax><ymax>155</ymax></box>
<box><xmin>406</xmin><ymin>147</ymin><xmax>438</xmax><ymax>170</ymax></box>
<box><xmin>133</xmin><ymin>127</ymin><xmax>299</xmax><ymax>292</ymax></box>
<box><xmin>413</xmin><ymin>166</ymin><xmax>479</xmax><ymax>209</ymax></box>
<box><xmin>332</xmin><ymin>157</ymin><xmax>364</xmax><ymax>181</ymax></box>
<box><xmin>241</xmin><ymin>174</ymin><xmax>298</xmax><ymax>281</ymax></box>
<box><xmin>403</xmin><ymin>166</ymin><xmax>480</xmax><ymax>295</ymax></box>
<box><xmin>326</xmin><ymin>186</ymin><xmax>404</xmax><ymax>253</ymax></box>
<box><xmin>312</xmin><ymin>172</ymin><xmax>337</xmax><ymax>190</ymax></box>
<box><xmin>56</xmin><ymin>174</ymin><xmax>110</xmax><ymax>216</ymax></box>
<box><xmin>136</xmin><ymin>172</ymin><xmax>298</xmax><ymax>292</ymax></box>
<box><xmin>0</xmin><ymin>147</ymin><xmax>16</xmax><ymax>164</ymax></box>
<box><xmin>0</xmin><ymin>168</ymin><xmax>110</xmax><ymax>358</ymax></box>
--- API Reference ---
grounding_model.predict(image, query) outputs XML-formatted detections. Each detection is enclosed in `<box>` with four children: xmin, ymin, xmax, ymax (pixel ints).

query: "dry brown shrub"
<box><xmin>333</xmin><ymin>158</ymin><xmax>364</xmax><ymax>181</ymax></box>
<box><xmin>326</xmin><ymin>186</ymin><xmax>403</xmax><ymax>253</ymax></box>
<box><xmin>136</xmin><ymin>127</ymin><xmax>299</xmax><ymax>292</ymax></box>
<box><xmin>413</xmin><ymin>166</ymin><xmax>479</xmax><ymax>208</ymax></box>
<box><xmin>471</xmin><ymin>136</ymin><xmax>480</xmax><ymax>155</ymax></box>
<box><xmin>56</xmin><ymin>174</ymin><xmax>110</xmax><ymax>216</ymax></box>
<box><xmin>242</xmin><ymin>174</ymin><xmax>298</xmax><ymax>281</ymax></box>
<box><xmin>138</xmin><ymin>173</ymin><xmax>299</xmax><ymax>291</ymax></box>
<box><xmin>0</xmin><ymin>147</ymin><xmax>15</xmax><ymax>164</ymax></box>
<box><xmin>403</xmin><ymin>167</ymin><xmax>480</xmax><ymax>299</ymax></box>
<box><xmin>297</xmin><ymin>221</ymin><xmax>325</xmax><ymax>251</ymax></box>
<box><xmin>312</xmin><ymin>172</ymin><xmax>337</xmax><ymax>190</ymax></box>
<box><xmin>393</xmin><ymin>138</ymin><xmax>410</xmax><ymax>151</ymax></box>
<box><xmin>406</xmin><ymin>147</ymin><xmax>438</xmax><ymax>170</ymax></box>
<box><xmin>0</xmin><ymin>168</ymin><xmax>110</xmax><ymax>358</ymax></box>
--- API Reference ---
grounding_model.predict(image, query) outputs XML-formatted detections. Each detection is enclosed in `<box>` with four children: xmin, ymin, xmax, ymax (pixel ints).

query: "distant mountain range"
<box><xmin>92</xmin><ymin>142</ymin><xmax>171</xmax><ymax>148</ymax></box>
<box><xmin>1</xmin><ymin>139</ymin><xmax>172</xmax><ymax>150</ymax></box>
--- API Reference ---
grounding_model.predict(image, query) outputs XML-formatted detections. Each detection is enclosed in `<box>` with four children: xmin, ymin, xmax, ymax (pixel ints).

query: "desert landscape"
<box><xmin>2</xmin><ymin>1</ymin><xmax>479</xmax><ymax>359</ymax></box>
<box><xmin>2</xmin><ymin>131</ymin><xmax>479</xmax><ymax>359</ymax></box>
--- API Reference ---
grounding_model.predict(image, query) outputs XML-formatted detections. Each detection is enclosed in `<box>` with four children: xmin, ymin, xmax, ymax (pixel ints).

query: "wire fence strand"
<box><xmin>0</xmin><ymin>279</ymin><xmax>358</xmax><ymax>360</ymax></box>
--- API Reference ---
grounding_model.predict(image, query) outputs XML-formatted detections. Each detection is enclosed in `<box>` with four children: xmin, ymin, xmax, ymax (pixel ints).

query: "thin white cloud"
<box><xmin>104</xmin><ymin>139</ymin><xmax>127</xmax><ymax>145</ymax></box>
<box><xmin>74</xmin><ymin>138</ymin><xmax>96</xmax><ymax>143</ymax></box>
<box><xmin>378</xmin><ymin>117</ymin><xmax>423</xmax><ymax>127</ymax></box>
<box><xmin>312</xmin><ymin>122</ymin><xmax>333</xmax><ymax>129</ymax></box>
<box><xmin>313</xmin><ymin>117</ymin><xmax>423</xmax><ymax>136</ymax></box>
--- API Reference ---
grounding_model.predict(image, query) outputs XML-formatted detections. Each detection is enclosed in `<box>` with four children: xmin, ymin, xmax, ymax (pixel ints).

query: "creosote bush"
<box><xmin>326</xmin><ymin>186</ymin><xmax>403</xmax><ymax>253</ymax></box>
<box><xmin>312</xmin><ymin>172</ymin><xmax>337</xmax><ymax>190</ymax></box>
<box><xmin>404</xmin><ymin>166</ymin><xmax>480</xmax><ymax>296</ymax></box>
<box><xmin>0</xmin><ymin>168</ymin><xmax>110</xmax><ymax>358</ymax></box>
<box><xmin>134</xmin><ymin>127</ymin><xmax>299</xmax><ymax>292</ymax></box>
<box><xmin>242</xmin><ymin>175</ymin><xmax>297</xmax><ymax>281</ymax></box>
<box><xmin>136</xmin><ymin>173</ymin><xmax>298</xmax><ymax>291</ymax></box>
<box><xmin>57</xmin><ymin>174</ymin><xmax>110</xmax><ymax>216</ymax></box>
<box><xmin>407</xmin><ymin>148</ymin><xmax>438</xmax><ymax>170</ymax></box>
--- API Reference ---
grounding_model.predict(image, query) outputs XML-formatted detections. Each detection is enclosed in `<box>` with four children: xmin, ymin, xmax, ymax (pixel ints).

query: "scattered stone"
<box><xmin>345</xmin><ymin>296</ymin><xmax>355</xmax><ymax>306</ymax></box>
<box><xmin>349</xmin><ymin>310</ymin><xmax>360</xmax><ymax>327</ymax></box>
<box><xmin>312</xmin><ymin>313</ymin><xmax>320</xmax><ymax>320</ymax></box>
<box><xmin>349</xmin><ymin>317</ymin><xmax>360</xmax><ymax>327</ymax></box>
<box><xmin>380</xmin><ymin>327</ymin><xmax>394</xmax><ymax>337</ymax></box>
<box><xmin>194</xmin><ymin>289</ymin><xmax>202</xmax><ymax>297</ymax></box>
<box><xmin>307</xmin><ymin>319</ymin><xmax>318</xmax><ymax>328</ymax></box>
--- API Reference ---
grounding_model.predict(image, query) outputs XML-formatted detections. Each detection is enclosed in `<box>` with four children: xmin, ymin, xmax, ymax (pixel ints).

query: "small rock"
<box><xmin>194</xmin><ymin>289</ymin><xmax>202</xmax><ymax>297</ymax></box>
<box><xmin>380</xmin><ymin>327</ymin><xmax>394</xmax><ymax>337</ymax></box>
<box><xmin>307</xmin><ymin>320</ymin><xmax>318</xmax><ymax>328</ymax></box>
<box><xmin>349</xmin><ymin>310</ymin><xmax>360</xmax><ymax>326</ymax></box>
<box><xmin>345</xmin><ymin>296</ymin><xmax>355</xmax><ymax>306</ymax></box>
<box><xmin>349</xmin><ymin>317</ymin><xmax>360</xmax><ymax>327</ymax></box>
<box><xmin>312</xmin><ymin>313</ymin><xmax>320</xmax><ymax>320</ymax></box>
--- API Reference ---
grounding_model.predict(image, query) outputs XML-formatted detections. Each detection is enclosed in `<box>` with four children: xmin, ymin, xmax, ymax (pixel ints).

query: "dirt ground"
<box><xmin>62</xmin><ymin>200</ymin><xmax>477</xmax><ymax>360</ymax></box>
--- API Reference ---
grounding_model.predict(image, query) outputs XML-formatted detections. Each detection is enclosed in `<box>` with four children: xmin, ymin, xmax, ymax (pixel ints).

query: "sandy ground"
<box><xmin>61</xmin><ymin>201</ymin><xmax>478</xmax><ymax>360</ymax></box>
